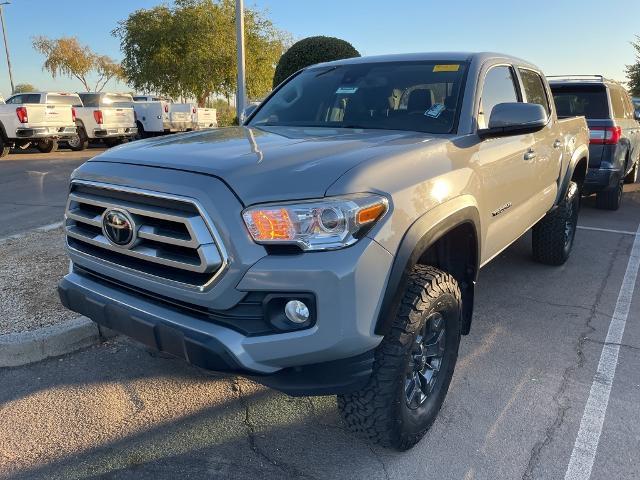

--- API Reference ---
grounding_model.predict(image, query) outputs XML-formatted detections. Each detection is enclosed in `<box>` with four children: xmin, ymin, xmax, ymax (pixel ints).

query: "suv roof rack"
<box><xmin>547</xmin><ymin>75</ymin><xmax>619</xmax><ymax>84</ymax></box>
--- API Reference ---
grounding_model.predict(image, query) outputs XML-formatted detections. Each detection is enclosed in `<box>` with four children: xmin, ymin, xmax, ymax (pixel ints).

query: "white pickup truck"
<box><xmin>68</xmin><ymin>92</ymin><xmax>137</xmax><ymax>151</ymax></box>
<box><xmin>0</xmin><ymin>92</ymin><xmax>77</xmax><ymax>156</ymax></box>
<box><xmin>132</xmin><ymin>96</ymin><xmax>194</xmax><ymax>137</ymax></box>
<box><xmin>193</xmin><ymin>107</ymin><xmax>217</xmax><ymax>129</ymax></box>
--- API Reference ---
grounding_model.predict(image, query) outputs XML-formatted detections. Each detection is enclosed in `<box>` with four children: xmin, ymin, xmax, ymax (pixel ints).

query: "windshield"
<box><xmin>249</xmin><ymin>61</ymin><xmax>467</xmax><ymax>134</ymax></box>
<box><xmin>551</xmin><ymin>85</ymin><xmax>610</xmax><ymax>119</ymax></box>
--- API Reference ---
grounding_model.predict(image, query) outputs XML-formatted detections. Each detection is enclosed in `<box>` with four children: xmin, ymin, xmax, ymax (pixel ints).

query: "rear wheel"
<box><xmin>596</xmin><ymin>178</ymin><xmax>623</xmax><ymax>210</ymax></box>
<box><xmin>134</xmin><ymin>121</ymin><xmax>146</xmax><ymax>140</ymax></box>
<box><xmin>532</xmin><ymin>181</ymin><xmax>580</xmax><ymax>265</ymax></box>
<box><xmin>338</xmin><ymin>265</ymin><xmax>462</xmax><ymax>451</ymax></box>
<box><xmin>35</xmin><ymin>139</ymin><xmax>58</xmax><ymax>154</ymax></box>
<box><xmin>68</xmin><ymin>127</ymin><xmax>88</xmax><ymax>151</ymax></box>
<box><xmin>0</xmin><ymin>136</ymin><xmax>10</xmax><ymax>158</ymax></box>
<box><xmin>624</xmin><ymin>161</ymin><xmax>638</xmax><ymax>184</ymax></box>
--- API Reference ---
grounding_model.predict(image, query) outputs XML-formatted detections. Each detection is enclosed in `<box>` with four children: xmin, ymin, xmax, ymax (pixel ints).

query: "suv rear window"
<box><xmin>550</xmin><ymin>85</ymin><xmax>610</xmax><ymax>119</ymax></box>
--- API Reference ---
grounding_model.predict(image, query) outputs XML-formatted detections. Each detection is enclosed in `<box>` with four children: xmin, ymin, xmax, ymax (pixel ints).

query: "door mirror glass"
<box><xmin>479</xmin><ymin>102</ymin><xmax>548</xmax><ymax>138</ymax></box>
<box><xmin>634</xmin><ymin>109</ymin><xmax>640</xmax><ymax>121</ymax></box>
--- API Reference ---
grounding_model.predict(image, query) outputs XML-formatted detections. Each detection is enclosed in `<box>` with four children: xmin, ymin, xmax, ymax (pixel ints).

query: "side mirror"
<box><xmin>479</xmin><ymin>102</ymin><xmax>548</xmax><ymax>138</ymax></box>
<box><xmin>634</xmin><ymin>109</ymin><xmax>640</xmax><ymax>121</ymax></box>
<box><xmin>241</xmin><ymin>104</ymin><xmax>258</xmax><ymax>124</ymax></box>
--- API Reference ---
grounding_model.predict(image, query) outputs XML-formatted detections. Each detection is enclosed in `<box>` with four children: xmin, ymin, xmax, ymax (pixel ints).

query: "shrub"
<box><xmin>272</xmin><ymin>36</ymin><xmax>360</xmax><ymax>88</ymax></box>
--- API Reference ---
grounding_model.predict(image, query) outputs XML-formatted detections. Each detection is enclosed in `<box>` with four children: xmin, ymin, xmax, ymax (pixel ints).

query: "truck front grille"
<box><xmin>64</xmin><ymin>181</ymin><xmax>227</xmax><ymax>289</ymax></box>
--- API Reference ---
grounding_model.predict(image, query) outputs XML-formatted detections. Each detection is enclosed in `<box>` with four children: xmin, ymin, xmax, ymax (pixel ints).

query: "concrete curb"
<box><xmin>0</xmin><ymin>316</ymin><xmax>116</xmax><ymax>368</ymax></box>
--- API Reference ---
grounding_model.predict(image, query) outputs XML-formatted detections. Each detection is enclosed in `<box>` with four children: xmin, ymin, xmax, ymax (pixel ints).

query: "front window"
<box><xmin>249</xmin><ymin>61</ymin><xmax>468</xmax><ymax>134</ymax></box>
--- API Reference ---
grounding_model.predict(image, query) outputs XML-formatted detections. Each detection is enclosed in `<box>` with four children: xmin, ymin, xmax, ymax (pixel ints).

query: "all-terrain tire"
<box><xmin>36</xmin><ymin>139</ymin><xmax>58</xmax><ymax>154</ymax></box>
<box><xmin>624</xmin><ymin>161</ymin><xmax>638</xmax><ymax>184</ymax></box>
<box><xmin>595</xmin><ymin>179</ymin><xmax>623</xmax><ymax>210</ymax></box>
<box><xmin>338</xmin><ymin>265</ymin><xmax>462</xmax><ymax>451</ymax></box>
<box><xmin>532</xmin><ymin>181</ymin><xmax>580</xmax><ymax>265</ymax></box>
<box><xmin>68</xmin><ymin>127</ymin><xmax>89</xmax><ymax>151</ymax></box>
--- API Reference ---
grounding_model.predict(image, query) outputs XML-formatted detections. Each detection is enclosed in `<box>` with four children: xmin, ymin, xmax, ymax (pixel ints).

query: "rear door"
<box><xmin>169</xmin><ymin>103</ymin><xmax>192</xmax><ymax>124</ymax></box>
<box><xmin>550</xmin><ymin>83</ymin><xmax>611</xmax><ymax>167</ymax></box>
<box><xmin>517</xmin><ymin>68</ymin><xmax>562</xmax><ymax>214</ymax></box>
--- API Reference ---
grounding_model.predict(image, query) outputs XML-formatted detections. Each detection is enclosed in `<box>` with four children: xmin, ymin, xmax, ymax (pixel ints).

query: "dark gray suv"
<box><xmin>550</xmin><ymin>76</ymin><xmax>640</xmax><ymax>210</ymax></box>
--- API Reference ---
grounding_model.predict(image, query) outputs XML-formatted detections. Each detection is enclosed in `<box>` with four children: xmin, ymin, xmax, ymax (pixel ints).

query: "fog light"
<box><xmin>284</xmin><ymin>300</ymin><xmax>310</xmax><ymax>324</ymax></box>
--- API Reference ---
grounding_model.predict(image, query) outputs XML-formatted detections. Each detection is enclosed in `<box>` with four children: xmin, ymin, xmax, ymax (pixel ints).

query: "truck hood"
<box><xmin>90</xmin><ymin>126</ymin><xmax>446</xmax><ymax>205</ymax></box>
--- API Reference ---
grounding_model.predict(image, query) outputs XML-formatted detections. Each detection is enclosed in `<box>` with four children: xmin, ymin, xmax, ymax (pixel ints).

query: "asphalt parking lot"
<box><xmin>0</xmin><ymin>146</ymin><xmax>105</xmax><ymax>238</ymax></box>
<box><xmin>0</xmin><ymin>152</ymin><xmax>639</xmax><ymax>479</ymax></box>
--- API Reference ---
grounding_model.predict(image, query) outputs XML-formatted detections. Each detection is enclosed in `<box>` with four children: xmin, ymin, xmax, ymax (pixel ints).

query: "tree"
<box><xmin>32</xmin><ymin>36</ymin><xmax>124</xmax><ymax>91</ymax></box>
<box><xmin>272</xmin><ymin>36</ymin><xmax>360</xmax><ymax>88</ymax></box>
<box><xmin>113</xmin><ymin>0</ymin><xmax>288</xmax><ymax>106</ymax></box>
<box><xmin>13</xmin><ymin>83</ymin><xmax>37</xmax><ymax>93</ymax></box>
<box><xmin>627</xmin><ymin>36</ymin><xmax>640</xmax><ymax>97</ymax></box>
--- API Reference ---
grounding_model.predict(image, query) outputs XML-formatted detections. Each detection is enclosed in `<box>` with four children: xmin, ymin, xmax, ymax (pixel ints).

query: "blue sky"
<box><xmin>1</xmin><ymin>0</ymin><xmax>639</xmax><ymax>97</ymax></box>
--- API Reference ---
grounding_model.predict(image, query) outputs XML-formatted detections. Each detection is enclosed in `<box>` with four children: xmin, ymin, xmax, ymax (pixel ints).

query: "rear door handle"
<box><xmin>524</xmin><ymin>149</ymin><xmax>537</xmax><ymax>161</ymax></box>
<box><xmin>553</xmin><ymin>140</ymin><xmax>563</xmax><ymax>149</ymax></box>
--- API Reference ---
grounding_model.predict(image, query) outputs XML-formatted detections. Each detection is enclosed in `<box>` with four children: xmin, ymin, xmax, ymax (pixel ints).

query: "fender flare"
<box><xmin>374</xmin><ymin>198</ymin><xmax>481</xmax><ymax>336</ymax></box>
<box><xmin>555</xmin><ymin>144</ymin><xmax>589</xmax><ymax>205</ymax></box>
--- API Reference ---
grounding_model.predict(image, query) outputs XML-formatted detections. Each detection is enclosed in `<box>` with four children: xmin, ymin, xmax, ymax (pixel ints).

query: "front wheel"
<box><xmin>35</xmin><ymin>139</ymin><xmax>58</xmax><ymax>154</ymax></box>
<box><xmin>532</xmin><ymin>181</ymin><xmax>580</xmax><ymax>265</ymax></box>
<box><xmin>338</xmin><ymin>265</ymin><xmax>462</xmax><ymax>451</ymax></box>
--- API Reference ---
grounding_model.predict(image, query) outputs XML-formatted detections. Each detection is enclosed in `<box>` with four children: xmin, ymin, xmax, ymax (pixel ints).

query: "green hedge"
<box><xmin>272</xmin><ymin>36</ymin><xmax>360</xmax><ymax>88</ymax></box>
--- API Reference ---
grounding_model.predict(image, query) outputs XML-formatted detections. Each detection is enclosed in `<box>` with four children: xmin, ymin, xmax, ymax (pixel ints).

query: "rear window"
<box><xmin>102</xmin><ymin>94</ymin><xmax>133</xmax><ymax>107</ymax></box>
<box><xmin>551</xmin><ymin>85</ymin><xmax>610</xmax><ymax>119</ymax></box>
<box><xmin>46</xmin><ymin>94</ymin><xmax>82</xmax><ymax>106</ymax></box>
<box><xmin>20</xmin><ymin>94</ymin><xmax>43</xmax><ymax>104</ymax></box>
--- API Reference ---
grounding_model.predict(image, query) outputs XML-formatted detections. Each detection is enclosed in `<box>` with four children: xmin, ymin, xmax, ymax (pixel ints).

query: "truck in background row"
<box><xmin>0</xmin><ymin>91</ymin><xmax>77</xmax><ymax>156</ymax></box>
<box><xmin>132</xmin><ymin>96</ymin><xmax>195</xmax><ymax>137</ymax></box>
<box><xmin>550</xmin><ymin>75</ymin><xmax>640</xmax><ymax>210</ymax></box>
<box><xmin>68</xmin><ymin>92</ymin><xmax>138</xmax><ymax>151</ymax></box>
<box><xmin>193</xmin><ymin>106</ymin><xmax>217</xmax><ymax>130</ymax></box>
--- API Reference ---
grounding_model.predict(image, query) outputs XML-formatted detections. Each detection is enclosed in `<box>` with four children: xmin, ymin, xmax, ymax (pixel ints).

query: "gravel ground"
<box><xmin>0</xmin><ymin>227</ymin><xmax>76</xmax><ymax>335</ymax></box>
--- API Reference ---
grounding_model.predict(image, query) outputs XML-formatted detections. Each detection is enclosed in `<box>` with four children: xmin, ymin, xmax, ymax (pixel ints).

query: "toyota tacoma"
<box><xmin>59</xmin><ymin>52</ymin><xmax>589</xmax><ymax>450</ymax></box>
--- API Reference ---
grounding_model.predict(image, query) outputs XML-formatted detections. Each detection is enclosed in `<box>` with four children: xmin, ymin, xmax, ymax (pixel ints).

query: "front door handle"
<box><xmin>524</xmin><ymin>149</ymin><xmax>537</xmax><ymax>161</ymax></box>
<box><xmin>553</xmin><ymin>139</ymin><xmax>563</xmax><ymax>149</ymax></box>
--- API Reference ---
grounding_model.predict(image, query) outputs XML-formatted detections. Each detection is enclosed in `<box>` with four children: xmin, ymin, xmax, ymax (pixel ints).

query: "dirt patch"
<box><xmin>0</xmin><ymin>227</ymin><xmax>77</xmax><ymax>335</ymax></box>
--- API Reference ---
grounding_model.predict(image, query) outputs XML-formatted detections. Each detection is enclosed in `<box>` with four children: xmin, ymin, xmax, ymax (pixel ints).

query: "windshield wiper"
<box><xmin>315</xmin><ymin>66</ymin><xmax>339</xmax><ymax>78</ymax></box>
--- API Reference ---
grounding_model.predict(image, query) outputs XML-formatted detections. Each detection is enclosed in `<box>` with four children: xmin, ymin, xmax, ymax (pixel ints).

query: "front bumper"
<box><xmin>93</xmin><ymin>127</ymin><xmax>138</xmax><ymax>138</ymax></box>
<box><xmin>583</xmin><ymin>167</ymin><xmax>622</xmax><ymax>194</ymax></box>
<box><xmin>58</xmin><ymin>256</ymin><xmax>383</xmax><ymax>396</ymax></box>
<box><xmin>15</xmin><ymin>125</ymin><xmax>77</xmax><ymax>139</ymax></box>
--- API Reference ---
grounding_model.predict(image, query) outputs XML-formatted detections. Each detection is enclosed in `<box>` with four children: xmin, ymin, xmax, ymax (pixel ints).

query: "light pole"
<box><xmin>235</xmin><ymin>0</ymin><xmax>246</xmax><ymax>122</ymax></box>
<box><xmin>0</xmin><ymin>1</ymin><xmax>14</xmax><ymax>94</ymax></box>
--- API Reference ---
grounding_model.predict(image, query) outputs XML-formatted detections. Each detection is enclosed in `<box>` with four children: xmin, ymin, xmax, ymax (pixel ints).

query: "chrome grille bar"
<box><xmin>64</xmin><ymin>181</ymin><xmax>228</xmax><ymax>289</ymax></box>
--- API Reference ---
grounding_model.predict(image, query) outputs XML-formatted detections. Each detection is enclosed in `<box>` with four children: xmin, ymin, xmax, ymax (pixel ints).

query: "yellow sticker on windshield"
<box><xmin>433</xmin><ymin>64</ymin><xmax>460</xmax><ymax>72</ymax></box>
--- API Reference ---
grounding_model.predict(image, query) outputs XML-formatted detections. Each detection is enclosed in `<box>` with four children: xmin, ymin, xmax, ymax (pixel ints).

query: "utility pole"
<box><xmin>0</xmin><ymin>2</ymin><xmax>14</xmax><ymax>93</ymax></box>
<box><xmin>235</xmin><ymin>0</ymin><xmax>246</xmax><ymax>122</ymax></box>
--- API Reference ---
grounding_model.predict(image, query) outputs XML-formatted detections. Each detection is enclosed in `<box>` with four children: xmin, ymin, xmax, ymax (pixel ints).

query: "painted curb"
<box><xmin>0</xmin><ymin>316</ymin><xmax>116</xmax><ymax>368</ymax></box>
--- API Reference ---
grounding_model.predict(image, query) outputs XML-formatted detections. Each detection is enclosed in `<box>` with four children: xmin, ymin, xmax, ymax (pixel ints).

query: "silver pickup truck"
<box><xmin>58</xmin><ymin>52</ymin><xmax>589</xmax><ymax>450</ymax></box>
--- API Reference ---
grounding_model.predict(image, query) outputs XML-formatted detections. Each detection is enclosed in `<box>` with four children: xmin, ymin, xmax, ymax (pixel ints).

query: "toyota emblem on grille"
<box><xmin>102</xmin><ymin>209</ymin><xmax>136</xmax><ymax>248</ymax></box>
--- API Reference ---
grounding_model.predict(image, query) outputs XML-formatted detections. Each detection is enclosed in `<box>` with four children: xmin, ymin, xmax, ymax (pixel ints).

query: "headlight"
<box><xmin>242</xmin><ymin>194</ymin><xmax>389</xmax><ymax>251</ymax></box>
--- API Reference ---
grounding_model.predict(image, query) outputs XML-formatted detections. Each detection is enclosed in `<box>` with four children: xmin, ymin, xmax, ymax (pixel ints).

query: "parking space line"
<box><xmin>564</xmin><ymin>222</ymin><xmax>640</xmax><ymax>480</ymax></box>
<box><xmin>0</xmin><ymin>221</ymin><xmax>63</xmax><ymax>244</ymax></box>
<box><xmin>577</xmin><ymin>225</ymin><xmax>638</xmax><ymax>236</ymax></box>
